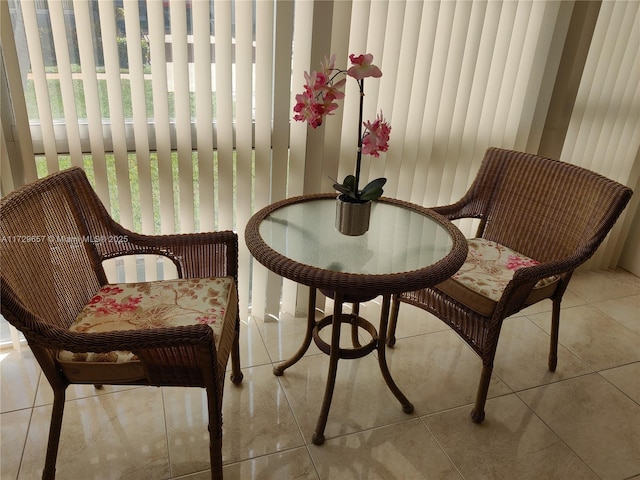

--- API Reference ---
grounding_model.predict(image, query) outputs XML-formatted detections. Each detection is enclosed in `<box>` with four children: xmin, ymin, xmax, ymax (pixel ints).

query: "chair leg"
<box><xmin>42</xmin><ymin>388</ymin><xmax>66</xmax><ymax>480</ymax></box>
<box><xmin>209</xmin><ymin>435</ymin><xmax>223</xmax><ymax>479</ymax></box>
<box><xmin>206</xmin><ymin>386</ymin><xmax>224</xmax><ymax>479</ymax></box>
<box><xmin>548</xmin><ymin>299</ymin><xmax>561</xmax><ymax>372</ymax></box>
<box><xmin>230</xmin><ymin>316</ymin><xmax>243</xmax><ymax>384</ymax></box>
<box><xmin>471</xmin><ymin>364</ymin><xmax>492</xmax><ymax>424</ymax></box>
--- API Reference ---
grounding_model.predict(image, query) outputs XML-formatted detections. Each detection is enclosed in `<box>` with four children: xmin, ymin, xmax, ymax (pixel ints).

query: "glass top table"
<box><xmin>245</xmin><ymin>193</ymin><xmax>468</xmax><ymax>444</ymax></box>
<box><xmin>246</xmin><ymin>194</ymin><xmax>467</xmax><ymax>297</ymax></box>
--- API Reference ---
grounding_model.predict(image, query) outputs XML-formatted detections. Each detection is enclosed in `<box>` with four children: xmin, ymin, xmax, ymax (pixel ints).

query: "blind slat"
<box><xmin>0</xmin><ymin>0</ymin><xmax>37</xmax><ymax>184</ymax></box>
<box><xmin>193</xmin><ymin>0</ymin><xmax>216</xmax><ymax>232</ymax></box>
<box><xmin>213</xmin><ymin>0</ymin><xmax>234</xmax><ymax>231</ymax></box>
<box><xmin>273</xmin><ymin>0</ymin><xmax>297</xmax><ymax>316</ymax></box>
<box><xmin>72</xmin><ymin>0</ymin><xmax>116</xmax><ymax>280</ymax></box>
<box><xmin>123</xmin><ymin>0</ymin><xmax>157</xmax><ymax>280</ymax></box>
<box><xmin>252</xmin><ymin>0</ymin><xmax>280</xmax><ymax>320</ymax></box>
<box><xmin>288</xmin><ymin>0</ymin><xmax>314</xmax><ymax>198</ymax></box>
<box><xmin>147</xmin><ymin>0</ymin><xmax>176</xmax><ymax>235</ymax></box>
<box><xmin>382</xmin><ymin>0</ymin><xmax>422</xmax><ymax>200</ymax></box>
<box><xmin>98</xmin><ymin>1</ymin><xmax>134</xmax><ymax>228</ymax></box>
<box><xmin>98</xmin><ymin>0</ymin><xmax>136</xmax><ymax>280</ymax></box>
<box><xmin>444</xmin><ymin>1</ymin><xmax>488</xmax><ymax>209</ymax></box>
<box><xmin>123</xmin><ymin>0</ymin><xmax>155</xmax><ymax>236</ymax></box>
<box><xmin>169</xmin><ymin>1</ymin><xmax>195</xmax><ymax>233</ymax></box>
<box><xmin>234</xmin><ymin>0</ymin><xmax>255</xmax><ymax>320</ymax></box>
<box><xmin>73</xmin><ymin>0</ymin><xmax>111</xmax><ymax>210</ymax></box>
<box><xmin>49</xmin><ymin>0</ymin><xmax>84</xmax><ymax>169</ymax></box>
<box><xmin>22</xmin><ymin>1</ymin><xmax>58</xmax><ymax>174</ymax></box>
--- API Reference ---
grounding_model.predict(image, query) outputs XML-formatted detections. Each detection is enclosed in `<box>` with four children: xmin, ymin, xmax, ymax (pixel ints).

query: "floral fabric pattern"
<box><xmin>58</xmin><ymin>277</ymin><xmax>234</xmax><ymax>364</ymax></box>
<box><xmin>449</xmin><ymin>238</ymin><xmax>558</xmax><ymax>303</ymax></box>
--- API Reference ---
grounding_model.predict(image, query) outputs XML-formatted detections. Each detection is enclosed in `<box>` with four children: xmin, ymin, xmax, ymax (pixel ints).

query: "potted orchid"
<box><xmin>293</xmin><ymin>53</ymin><xmax>391</xmax><ymax>203</ymax></box>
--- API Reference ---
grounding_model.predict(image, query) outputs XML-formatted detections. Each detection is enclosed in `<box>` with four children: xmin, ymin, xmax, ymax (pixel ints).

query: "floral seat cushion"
<box><xmin>436</xmin><ymin>238</ymin><xmax>559</xmax><ymax>317</ymax></box>
<box><xmin>57</xmin><ymin>277</ymin><xmax>237</xmax><ymax>383</ymax></box>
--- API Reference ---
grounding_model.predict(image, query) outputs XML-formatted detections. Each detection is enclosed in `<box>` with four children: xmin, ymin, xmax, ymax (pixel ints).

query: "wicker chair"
<box><xmin>0</xmin><ymin>168</ymin><xmax>243</xmax><ymax>479</ymax></box>
<box><xmin>388</xmin><ymin>147</ymin><xmax>633</xmax><ymax>423</ymax></box>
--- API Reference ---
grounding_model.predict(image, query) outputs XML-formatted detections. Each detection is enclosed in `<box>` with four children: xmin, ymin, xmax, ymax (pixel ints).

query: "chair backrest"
<box><xmin>1</xmin><ymin>168</ymin><xmax>111</xmax><ymax>332</ymax></box>
<box><xmin>465</xmin><ymin>148</ymin><xmax>633</xmax><ymax>264</ymax></box>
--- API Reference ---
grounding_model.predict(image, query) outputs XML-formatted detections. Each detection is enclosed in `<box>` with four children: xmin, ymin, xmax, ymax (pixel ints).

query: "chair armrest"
<box><xmin>431</xmin><ymin>199</ymin><xmax>483</xmax><ymax>222</ymax></box>
<box><xmin>494</xmin><ymin>257</ymin><xmax>577</xmax><ymax>318</ymax></box>
<box><xmin>511</xmin><ymin>259</ymin><xmax>573</xmax><ymax>284</ymax></box>
<box><xmin>93</xmin><ymin>226</ymin><xmax>239</xmax><ymax>280</ymax></box>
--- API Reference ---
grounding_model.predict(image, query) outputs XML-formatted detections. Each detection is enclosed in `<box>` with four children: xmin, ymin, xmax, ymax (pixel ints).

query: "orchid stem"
<box><xmin>355</xmin><ymin>79</ymin><xmax>364</xmax><ymax>200</ymax></box>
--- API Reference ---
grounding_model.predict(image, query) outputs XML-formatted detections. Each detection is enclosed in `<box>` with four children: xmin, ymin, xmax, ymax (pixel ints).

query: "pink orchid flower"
<box><xmin>292</xmin><ymin>53</ymin><xmax>389</xmax><ymax>201</ymax></box>
<box><xmin>347</xmin><ymin>53</ymin><xmax>382</xmax><ymax>80</ymax></box>
<box><xmin>293</xmin><ymin>89</ymin><xmax>340</xmax><ymax>128</ymax></box>
<box><xmin>321</xmin><ymin>54</ymin><xmax>336</xmax><ymax>76</ymax></box>
<box><xmin>361</xmin><ymin>112</ymin><xmax>391</xmax><ymax>157</ymax></box>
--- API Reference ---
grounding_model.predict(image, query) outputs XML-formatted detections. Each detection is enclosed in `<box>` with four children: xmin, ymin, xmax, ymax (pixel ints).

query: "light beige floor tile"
<box><xmin>277</xmin><ymin>352</ymin><xmax>414</xmax><ymax>444</ymax></box>
<box><xmin>1</xmin><ymin>408</ymin><xmax>31</xmax><ymax>479</ymax></box>
<box><xmin>310</xmin><ymin>419</ymin><xmax>461</xmax><ymax>480</ymax></box>
<box><xmin>220</xmin><ymin>364</ymin><xmax>304</xmax><ymax>464</ymax></box>
<box><xmin>568</xmin><ymin>269</ymin><xmax>640</xmax><ymax>303</ymax></box>
<box><xmin>19</xmin><ymin>387</ymin><xmax>170</xmax><ymax>480</ymax></box>
<box><xmin>223</xmin><ymin>447</ymin><xmax>318</xmax><ymax>480</ymax></box>
<box><xmin>594</xmin><ymin>294</ymin><xmax>640</xmax><ymax>335</ymax></box>
<box><xmin>231</xmin><ymin>317</ymin><xmax>272</xmax><ymax>369</ymax></box>
<box><xmin>424</xmin><ymin>394</ymin><xmax>599</xmax><ymax>480</ymax></box>
<box><xmin>356</xmin><ymin>297</ymin><xmax>450</xmax><ymax>340</ymax></box>
<box><xmin>528</xmin><ymin>304</ymin><xmax>640</xmax><ymax>371</ymax></box>
<box><xmin>162</xmin><ymin>386</ymin><xmax>218</xmax><ymax>478</ymax></box>
<box><xmin>164</xmin><ymin>364</ymin><xmax>304</xmax><ymax>476</ymax></box>
<box><xmin>494</xmin><ymin>316</ymin><xmax>593</xmax><ymax>391</ymax></box>
<box><xmin>1</xmin><ymin>349</ymin><xmax>40</xmax><ymax>413</ymax></box>
<box><xmin>518</xmin><ymin>373</ymin><xmax>640</xmax><ymax>480</ymax></box>
<box><xmin>255</xmin><ymin>311</ymin><xmax>323</xmax><ymax>363</ymax></box>
<box><xmin>383</xmin><ymin>330</ymin><xmax>511</xmax><ymax>417</ymax></box>
<box><xmin>599</xmin><ymin>362</ymin><xmax>640</xmax><ymax>403</ymax></box>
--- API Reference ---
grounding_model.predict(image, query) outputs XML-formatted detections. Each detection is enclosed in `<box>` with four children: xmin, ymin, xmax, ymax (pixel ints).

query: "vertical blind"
<box><xmin>2</xmin><ymin>0</ymin><xmax>638</xmax><ymax>325</ymax></box>
<box><xmin>559</xmin><ymin>0</ymin><xmax>640</xmax><ymax>269</ymax></box>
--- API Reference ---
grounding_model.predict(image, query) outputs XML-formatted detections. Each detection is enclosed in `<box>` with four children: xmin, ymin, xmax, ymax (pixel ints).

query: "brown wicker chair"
<box><xmin>388</xmin><ymin>147</ymin><xmax>633</xmax><ymax>423</ymax></box>
<box><xmin>0</xmin><ymin>167</ymin><xmax>243</xmax><ymax>479</ymax></box>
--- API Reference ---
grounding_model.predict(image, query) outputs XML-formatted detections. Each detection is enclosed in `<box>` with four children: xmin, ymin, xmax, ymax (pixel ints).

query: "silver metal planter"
<box><xmin>335</xmin><ymin>194</ymin><xmax>372</xmax><ymax>236</ymax></box>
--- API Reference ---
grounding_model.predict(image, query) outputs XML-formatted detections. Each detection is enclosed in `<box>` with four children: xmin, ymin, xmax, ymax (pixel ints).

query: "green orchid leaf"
<box><xmin>333</xmin><ymin>183</ymin><xmax>354</xmax><ymax>196</ymax></box>
<box><xmin>359</xmin><ymin>187</ymin><xmax>384</xmax><ymax>201</ymax></box>
<box><xmin>357</xmin><ymin>177</ymin><xmax>386</xmax><ymax>200</ymax></box>
<box><xmin>342</xmin><ymin>175</ymin><xmax>357</xmax><ymax>190</ymax></box>
<box><xmin>363</xmin><ymin>177</ymin><xmax>387</xmax><ymax>191</ymax></box>
<box><xmin>333</xmin><ymin>174</ymin><xmax>359</xmax><ymax>199</ymax></box>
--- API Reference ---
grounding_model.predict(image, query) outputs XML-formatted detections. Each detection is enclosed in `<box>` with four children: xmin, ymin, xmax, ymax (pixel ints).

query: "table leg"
<box><xmin>312</xmin><ymin>291</ymin><xmax>344</xmax><ymax>445</ymax></box>
<box><xmin>274</xmin><ymin>287</ymin><xmax>317</xmax><ymax>376</ymax></box>
<box><xmin>351</xmin><ymin>303</ymin><xmax>362</xmax><ymax>348</ymax></box>
<box><xmin>377</xmin><ymin>294</ymin><xmax>414</xmax><ymax>414</ymax></box>
<box><xmin>387</xmin><ymin>294</ymin><xmax>400</xmax><ymax>347</ymax></box>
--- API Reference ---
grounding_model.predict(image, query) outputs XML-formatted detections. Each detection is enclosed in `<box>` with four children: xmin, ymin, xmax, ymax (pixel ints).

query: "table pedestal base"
<box><xmin>274</xmin><ymin>288</ymin><xmax>414</xmax><ymax>445</ymax></box>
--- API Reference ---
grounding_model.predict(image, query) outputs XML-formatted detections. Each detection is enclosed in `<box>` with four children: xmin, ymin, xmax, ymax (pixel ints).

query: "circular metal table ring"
<box><xmin>312</xmin><ymin>314</ymin><xmax>378</xmax><ymax>358</ymax></box>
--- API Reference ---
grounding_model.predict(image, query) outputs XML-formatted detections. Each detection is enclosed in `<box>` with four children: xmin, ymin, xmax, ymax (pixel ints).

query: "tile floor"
<box><xmin>1</xmin><ymin>268</ymin><xmax>639</xmax><ymax>479</ymax></box>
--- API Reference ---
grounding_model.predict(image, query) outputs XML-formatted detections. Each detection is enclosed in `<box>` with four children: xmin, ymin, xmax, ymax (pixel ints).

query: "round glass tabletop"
<box><xmin>246</xmin><ymin>194</ymin><xmax>468</xmax><ymax>295</ymax></box>
<box><xmin>258</xmin><ymin>197</ymin><xmax>455</xmax><ymax>275</ymax></box>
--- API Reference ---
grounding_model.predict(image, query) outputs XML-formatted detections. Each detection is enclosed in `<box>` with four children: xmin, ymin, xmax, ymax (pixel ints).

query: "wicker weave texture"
<box><xmin>245</xmin><ymin>193</ymin><xmax>469</xmax><ymax>297</ymax></box>
<box><xmin>1</xmin><ymin>167</ymin><xmax>242</xmax><ymax>479</ymax></box>
<box><xmin>392</xmin><ymin>147</ymin><xmax>633</xmax><ymax>423</ymax></box>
